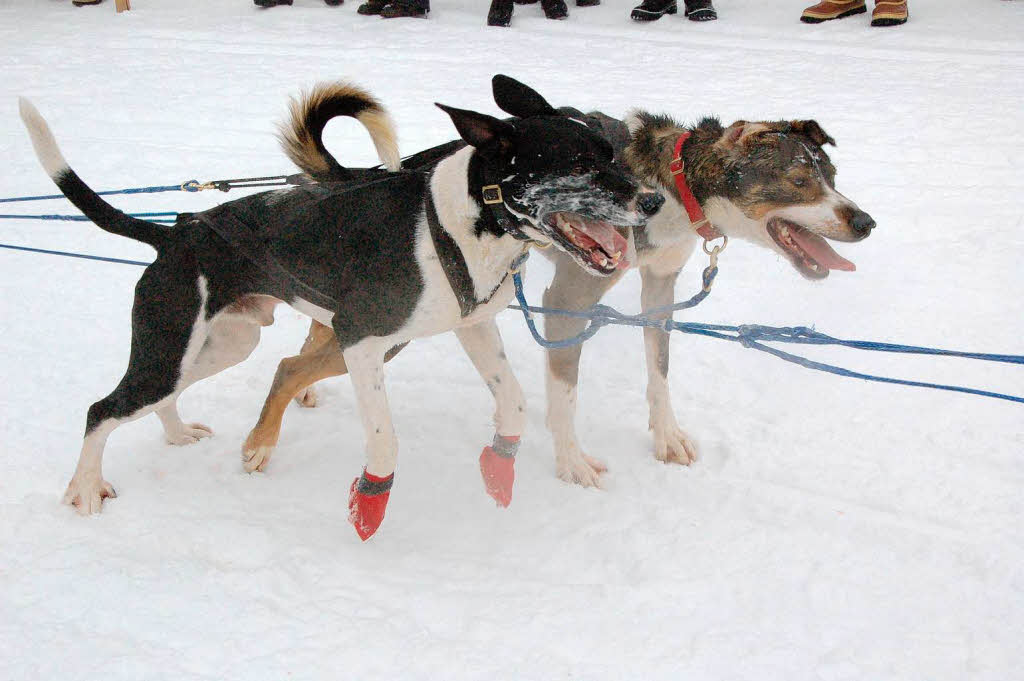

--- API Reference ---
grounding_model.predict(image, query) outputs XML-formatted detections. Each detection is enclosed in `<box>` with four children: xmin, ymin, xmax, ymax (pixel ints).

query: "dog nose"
<box><xmin>851</xmin><ymin>210</ymin><xmax>875</xmax><ymax>236</ymax></box>
<box><xmin>637</xmin><ymin>191</ymin><xmax>665</xmax><ymax>216</ymax></box>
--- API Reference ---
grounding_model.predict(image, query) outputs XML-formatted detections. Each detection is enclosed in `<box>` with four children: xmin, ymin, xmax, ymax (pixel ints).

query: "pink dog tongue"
<box><xmin>790</xmin><ymin>230</ymin><xmax>856</xmax><ymax>272</ymax></box>
<box><xmin>578</xmin><ymin>220</ymin><xmax>629</xmax><ymax>262</ymax></box>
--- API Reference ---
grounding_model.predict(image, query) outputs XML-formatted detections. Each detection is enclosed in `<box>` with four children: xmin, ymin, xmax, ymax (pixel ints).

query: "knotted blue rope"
<box><xmin>511</xmin><ymin>272</ymin><xmax>1024</xmax><ymax>405</ymax></box>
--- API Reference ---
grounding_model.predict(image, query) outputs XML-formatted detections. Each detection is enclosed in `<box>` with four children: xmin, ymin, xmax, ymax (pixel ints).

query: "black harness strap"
<box><xmin>424</xmin><ymin>189</ymin><xmax>480</xmax><ymax>318</ymax></box>
<box><xmin>189</xmin><ymin>212</ymin><xmax>339</xmax><ymax>311</ymax></box>
<box><xmin>424</xmin><ymin>185</ymin><xmax>529</xmax><ymax>319</ymax></box>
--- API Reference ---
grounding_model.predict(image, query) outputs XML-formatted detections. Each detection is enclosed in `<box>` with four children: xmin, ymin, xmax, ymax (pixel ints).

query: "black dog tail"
<box><xmin>278</xmin><ymin>81</ymin><xmax>400</xmax><ymax>182</ymax></box>
<box><xmin>19</xmin><ymin>98</ymin><xmax>168</xmax><ymax>250</ymax></box>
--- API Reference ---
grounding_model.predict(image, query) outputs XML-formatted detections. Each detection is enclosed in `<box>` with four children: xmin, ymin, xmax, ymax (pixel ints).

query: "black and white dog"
<box><xmin>20</xmin><ymin>75</ymin><xmax>659</xmax><ymax>539</ymax></box>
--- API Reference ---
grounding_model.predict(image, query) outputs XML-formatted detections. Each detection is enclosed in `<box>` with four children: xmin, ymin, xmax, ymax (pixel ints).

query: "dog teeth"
<box><xmin>613</xmin><ymin>251</ymin><xmax>622</xmax><ymax>260</ymax></box>
<box><xmin>780</xmin><ymin>226</ymin><xmax>789</xmax><ymax>237</ymax></box>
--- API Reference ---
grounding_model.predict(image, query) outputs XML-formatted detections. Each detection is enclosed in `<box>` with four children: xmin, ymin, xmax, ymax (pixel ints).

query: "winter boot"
<box><xmin>683</xmin><ymin>0</ymin><xmax>716</xmax><ymax>20</ymax></box>
<box><xmin>253</xmin><ymin>0</ymin><xmax>292</xmax><ymax>6</ymax></box>
<box><xmin>514</xmin><ymin>0</ymin><xmax>538</xmax><ymax>4</ymax></box>
<box><xmin>800</xmin><ymin>0</ymin><xmax>866</xmax><ymax>23</ymax></box>
<box><xmin>380</xmin><ymin>0</ymin><xmax>428</xmax><ymax>17</ymax></box>
<box><xmin>871</xmin><ymin>0</ymin><xmax>907</xmax><ymax>26</ymax></box>
<box><xmin>541</xmin><ymin>0</ymin><xmax>568</xmax><ymax>19</ymax></box>
<box><xmin>357</xmin><ymin>0</ymin><xmax>389</xmax><ymax>14</ymax></box>
<box><xmin>488</xmin><ymin>0</ymin><xmax>514</xmax><ymax>26</ymax></box>
<box><xmin>631</xmin><ymin>0</ymin><xmax>677</xmax><ymax>22</ymax></box>
<box><xmin>325</xmin><ymin>0</ymin><xmax>343</xmax><ymax>5</ymax></box>
<box><xmin>72</xmin><ymin>0</ymin><xmax>104</xmax><ymax>5</ymax></box>
<box><xmin>576</xmin><ymin>0</ymin><xmax>600</xmax><ymax>6</ymax></box>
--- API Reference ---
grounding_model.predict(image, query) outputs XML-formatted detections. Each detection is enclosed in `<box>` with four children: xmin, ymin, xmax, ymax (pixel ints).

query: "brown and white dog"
<box><xmin>241</xmin><ymin>109</ymin><xmax>874</xmax><ymax>487</ymax></box>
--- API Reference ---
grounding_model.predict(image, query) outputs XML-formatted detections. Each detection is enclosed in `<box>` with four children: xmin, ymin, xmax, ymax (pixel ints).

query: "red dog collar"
<box><xmin>670</xmin><ymin>132</ymin><xmax>724</xmax><ymax>242</ymax></box>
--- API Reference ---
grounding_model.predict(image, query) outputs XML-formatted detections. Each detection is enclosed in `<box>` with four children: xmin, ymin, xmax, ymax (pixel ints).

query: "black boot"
<box><xmin>684</xmin><ymin>0</ymin><xmax>716</xmax><ymax>20</ymax></box>
<box><xmin>325</xmin><ymin>0</ymin><xmax>343</xmax><ymax>5</ymax></box>
<box><xmin>576</xmin><ymin>0</ymin><xmax>600</xmax><ymax>6</ymax></box>
<box><xmin>488</xmin><ymin>0</ymin><xmax>514</xmax><ymax>26</ymax></box>
<box><xmin>254</xmin><ymin>0</ymin><xmax>292</xmax><ymax>6</ymax></box>
<box><xmin>380</xmin><ymin>0</ymin><xmax>428</xmax><ymax>17</ymax></box>
<box><xmin>541</xmin><ymin>0</ymin><xmax>568</xmax><ymax>19</ymax></box>
<box><xmin>630</xmin><ymin>0</ymin><xmax>675</xmax><ymax>21</ymax></box>
<box><xmin>357</xmin><ymin>0</ymin><xmax>388</xmax><ymax>13</ymax></box>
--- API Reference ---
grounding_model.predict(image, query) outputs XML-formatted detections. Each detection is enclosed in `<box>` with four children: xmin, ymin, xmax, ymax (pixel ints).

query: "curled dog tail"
<box><xmin>279</xmin><ymin>81</ymin><xmax>400</xmax><ymax>182</ymax></box>
<box><xmin>18</xmin><ymin>98</ymin><xmax>168</xmax><ymax>250</ymax></box>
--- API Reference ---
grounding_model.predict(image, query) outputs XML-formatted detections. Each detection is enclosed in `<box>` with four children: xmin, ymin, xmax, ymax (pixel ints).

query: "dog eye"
<box><xmin>791</xmin><ymin>177</ymin><xmax>806</xmax><ymax>187</ymax></box>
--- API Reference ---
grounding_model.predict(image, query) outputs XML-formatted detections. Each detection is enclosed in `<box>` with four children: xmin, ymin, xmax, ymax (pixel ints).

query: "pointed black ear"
<box><xmin>790</xmin><ymin>120</ymin><xmax>836</xmax><ymax>147</ymax></box>
<box><xmin>436</xmin><ymin>103</ymin><xmax>515</xmax><ymax>157</ymax></box>
<box><xmin>492</xmin><ymin>74</ymin><xmax>559</xmax><ymax>119</ymax></box>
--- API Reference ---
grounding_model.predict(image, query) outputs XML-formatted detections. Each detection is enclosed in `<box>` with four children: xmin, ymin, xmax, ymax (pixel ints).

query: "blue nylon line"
<box><xmin>0</xmin><ymin>184</ymin><xmax>189</xmax><ymax>203</ymax></box>
<box><xmin>726</xmin><ymin>332</ymin><xmax>1024</xmax><ymax>405</ymax></box>
<box><xmin>0</xmin><ymin>243</ymin><xmax>151</xmax><ymax>267</ymax></box>
<box><xmin>4</xmin><ymin>240</ymin><xmax>1022</xmax><ymax>404</ymax></box>
<box><xmin>0</xmin><ymin>212</ymin><xmax>178</xmax><ymax>224</ymax></box>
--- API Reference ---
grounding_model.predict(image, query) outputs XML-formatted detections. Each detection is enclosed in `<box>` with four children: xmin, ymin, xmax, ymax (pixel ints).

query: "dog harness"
<box><xmin>424</xmin><ymin>183</ymin><xmax>530</xmax><ymax>318</ymax></box>
<box><xmin>671</xmin><ymin>132</ymin><xmax>724</xmax><ymax>242</ymax></box>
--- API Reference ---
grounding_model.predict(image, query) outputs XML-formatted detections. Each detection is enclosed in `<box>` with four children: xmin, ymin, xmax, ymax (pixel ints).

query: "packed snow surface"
<box><xmin>1</xmin><ymin>1</ymin><xmax>1022</xmax><ymax>679</ymax></box>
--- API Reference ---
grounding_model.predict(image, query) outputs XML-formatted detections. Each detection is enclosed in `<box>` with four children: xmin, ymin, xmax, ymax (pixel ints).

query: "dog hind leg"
<box><xmin>455</xmin><ymin>319</ymin><xmax>526</xmax><ymax>507</ymax></box>
<box><xmin>65</xmin><ymin>264</ymin><xmax>210</xmax><ymax>514</ymax></box>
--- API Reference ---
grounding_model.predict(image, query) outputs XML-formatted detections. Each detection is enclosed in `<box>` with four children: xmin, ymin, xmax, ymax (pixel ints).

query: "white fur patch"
<box><xmin>19</xmin><ymin>98</ymin><xmax>70</xmax><ymax>178</ymax></box>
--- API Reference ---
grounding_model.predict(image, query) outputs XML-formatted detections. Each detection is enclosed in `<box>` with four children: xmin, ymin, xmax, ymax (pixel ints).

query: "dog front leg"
<box><xmin>543</xmin><ymin>259</ymin><xmax>622</xmax><ymax>487</ymax></box>
<box><xmin>640</xmin><ymin>265</ymin><xmax>698</xmax><ymax>465</ymax></box>
<box><xmin>343</xmin><ymin>341</ymin><xmax>397</xmax><ymax>541</ymax></box>
<box><xmin>455</xmin><ymin>319</ymin><xmax>526</xmax><ymax>507</ymax></box>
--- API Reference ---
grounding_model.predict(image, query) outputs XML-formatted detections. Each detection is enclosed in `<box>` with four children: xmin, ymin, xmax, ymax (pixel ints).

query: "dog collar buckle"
<box><xmin>481</xmin><ymin>184</ymin><xmax>504</xmax><ymax>205</ymax></box>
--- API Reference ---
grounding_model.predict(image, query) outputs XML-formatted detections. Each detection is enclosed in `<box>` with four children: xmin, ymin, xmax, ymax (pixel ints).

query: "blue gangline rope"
<box><xmin>0</xmin><ymin>182</ymin><xmax>200</xmax><ymax>203</ymax></box>
<box><xmin>2</xmin><ymin>179</ymin><xmax>1021</xmax><ymax>406</ymax></box>
<box><xmin>0</xmin><ymin>211</ymin><xmax>179</xmax><ymax>224</ymax></box>
<box><xmin>511</xmin><ymin>272</ymin><xmax>1024</xmax><ymax>405</ymax></box>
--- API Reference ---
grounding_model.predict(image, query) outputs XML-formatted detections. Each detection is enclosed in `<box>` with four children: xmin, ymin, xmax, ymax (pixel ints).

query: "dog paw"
<box><xmin>294</xmin><ymin>386</ymin><xmax>318</xmax><ymax>408</ymax></box>
<box><xmin>63</xmin><ymin>476</ymin><xmax>116</xmax><ymax>515</ymax></box>
<box><xmin>241</xmin><ymin>440</ymin><xmax>275</xmax><ymax>473</ymax></box>
<box><xmin>556</xmin><ymin>448</ymin><xmax>608</xmax><ymax>488</ymax></box>
<box><xmin>653</xmin><ymin>424</ymin><xmax>698</xmax><ymax>465</ymax></box>
<box><xmin>164</xmin><ymin>422</ymin><xmax>213</xmax><ymax>446</ymax></box>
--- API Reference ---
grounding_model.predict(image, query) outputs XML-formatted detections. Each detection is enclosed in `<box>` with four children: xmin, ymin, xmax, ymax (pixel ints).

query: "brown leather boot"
<box><xmin>800</xmin><ymin>0</ymin><xmax>866</xmax><ymax>23</ymax></box>
<box><xmin>871</xmin><ymin>0</ymin><xmax>907</xmax><ymax>26</ymax></box>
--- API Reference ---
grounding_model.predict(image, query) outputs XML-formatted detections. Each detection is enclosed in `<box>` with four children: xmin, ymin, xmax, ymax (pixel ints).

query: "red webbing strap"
<box><xmin>670</xmin><ymin>132</ymin><xmax>724</xmax><ymax>241</ymax></box>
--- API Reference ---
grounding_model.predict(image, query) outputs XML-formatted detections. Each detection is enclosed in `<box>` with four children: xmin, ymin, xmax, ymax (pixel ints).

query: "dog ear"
<box><xmin>436</xmin><ymin>103</ymin><xmax>515</xmax><ymax>157</ymax></box>
<box><xmin>716</xmin><ymin>120</ymin><xmax>772</xmax><ymax>149</ymax></box>
<box><xmin>789</xmin><ymin>120</ymin><xmax>836</xmax><ymax>147</ymax></box>
<box><xmin>491</xmin><ymin>74</ymin><xmax>559</xmax><ymax>119</ymax></box>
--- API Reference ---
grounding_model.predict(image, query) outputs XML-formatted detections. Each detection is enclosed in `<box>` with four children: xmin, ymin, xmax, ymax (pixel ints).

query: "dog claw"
<box><xmin>556</xmin><ymin>451</ymin><xmax>607</xmax><ymax>488</ymax></box>
<box><xmin>164</xmin><ymin>422</ymin><xmax>213</xmax><ymax>446</ymax></box>
<box><xmin>348</xmin><ymin>470</ymin><xmax>394</xmax><ymax>541</ymax></box>
<box><xmin>294</xmin><ymin>386</ymin><xmax>318</xmax><ymax>408</ymax></box>
<box><xmin>63</xmin><ymin>477</ymin><xmax>117</xmax><ymax>515</ymax></box>
<box><xmin>654</xmin><ymin>425</ymin><xmax>699</xmax><ymax>465</ymax></box>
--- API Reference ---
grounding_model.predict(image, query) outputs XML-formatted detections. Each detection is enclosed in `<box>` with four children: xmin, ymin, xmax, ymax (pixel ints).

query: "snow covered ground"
<box><xmin>1</xmin><ymin>0</ymin><xmax>1022</xmax><ymax>679</ymax></box>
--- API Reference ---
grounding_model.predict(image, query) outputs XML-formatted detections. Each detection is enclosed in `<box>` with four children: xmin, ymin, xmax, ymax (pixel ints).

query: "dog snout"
<box><xmin>850</xmin><ymin>210</ymin><xmax>875</xmax><ymax>238</ymax></box>
<box><xmin>637</xmin><ymin>191</ymin><xmax>665</xmax><ymax>217</ymax></box>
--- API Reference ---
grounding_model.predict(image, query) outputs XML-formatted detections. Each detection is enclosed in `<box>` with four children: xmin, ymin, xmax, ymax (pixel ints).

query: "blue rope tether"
<box><xmin>0</xmin><ymin>183</ymin><xmax>193</xmax><ymax>204</ymax></box>
<box><xmin>0</xmin><ymin>211</ymin><xmax>179</xmax><ymax>224</ymax></box>
<box><xmin>511</xmin><ymin>272</ymin><xmax>1024</xmax><ymax>405</ymax></box>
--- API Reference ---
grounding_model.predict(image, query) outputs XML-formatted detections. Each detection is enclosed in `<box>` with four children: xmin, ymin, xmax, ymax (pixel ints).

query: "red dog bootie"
<box><xmin>348</xmin><ymin>470</ymin><xmax>394</xmax><ymax>541</ymax></box>
<box><xmin>479</xmin><ymin>434</ymin><xmax>520</xmax><ymax>507</ymax></box>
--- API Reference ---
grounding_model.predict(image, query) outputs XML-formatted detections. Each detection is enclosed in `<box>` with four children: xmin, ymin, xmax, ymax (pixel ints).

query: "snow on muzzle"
<box><xmin>516</xmin><ymin>174</ymin><xmax>645</xmax><ymax>275</ymax></box>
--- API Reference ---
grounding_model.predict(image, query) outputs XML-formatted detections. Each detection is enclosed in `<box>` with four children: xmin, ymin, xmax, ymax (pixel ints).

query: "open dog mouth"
<box><xmin>543</xmin><ymin>211</ymin><xmax>631</xmax><ymax>275</ymax></box>
<box><xmin>767</xmin><ymin>217</ymin><xmax>855</xmax><ymax>280</ymax></box>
